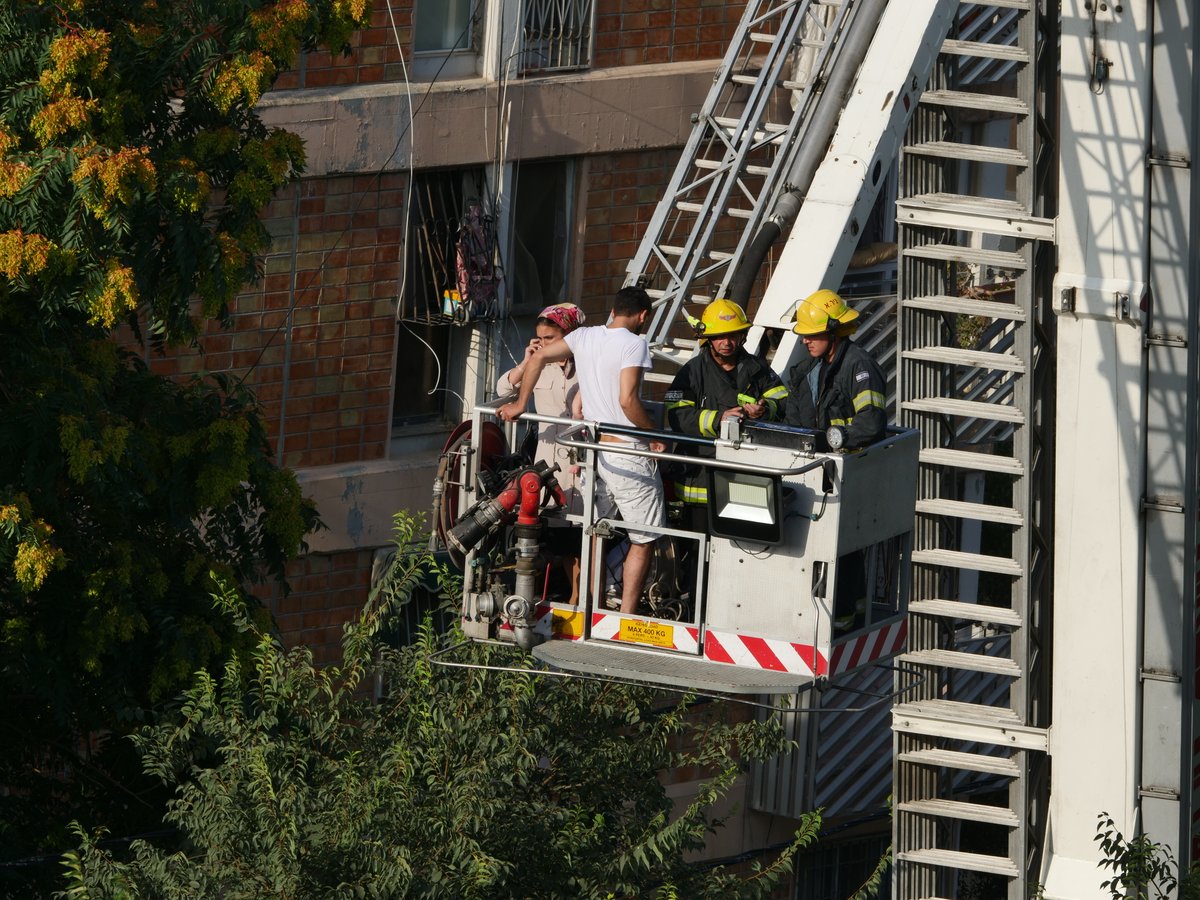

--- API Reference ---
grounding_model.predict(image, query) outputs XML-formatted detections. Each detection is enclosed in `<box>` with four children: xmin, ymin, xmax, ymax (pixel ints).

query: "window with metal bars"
<box><xmin>398</xmin><ymin>167</ymin><xmax>498</xmax><ymax>326</ymax></box>
<box><xmin>520</xmin><ymin>0</ymin><xmax>594</xmax><ymax>74</ymax></box>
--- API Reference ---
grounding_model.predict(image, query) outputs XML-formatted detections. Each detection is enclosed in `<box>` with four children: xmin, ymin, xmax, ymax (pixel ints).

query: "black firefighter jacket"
<box><xmin>784</xmin><ymin>339</ymin><xmax>887</xmax><ymax>449</ymax></box>
<box><xmin>664</xmin><ymin>349</ymin><xmax>788</xmax><ymax>503</ymax></box>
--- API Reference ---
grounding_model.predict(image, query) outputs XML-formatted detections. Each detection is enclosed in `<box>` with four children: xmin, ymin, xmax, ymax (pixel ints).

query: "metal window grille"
<box><xmin>520</xmin><ymin>0</ymin><xmax>594</xmax><ymax>74</ymax></box>
<box><xmin>399</xmin><ymin>168</ymin><xmax>499</xmax><ymax>326</ymax></box>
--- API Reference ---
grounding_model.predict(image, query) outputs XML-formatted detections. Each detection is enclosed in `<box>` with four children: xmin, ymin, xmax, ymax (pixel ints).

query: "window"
<box><xmin>392</xmin><ymin>322</ymin><xmax>452</xmax><ymax>428</ymax></box>
<box><xmin>508</xmin><ymin>159</ymin><xmax>575</xmax><ymax>313</ymax></box>
<box><xmin>394</xmin><ymin>167</ymin><xmax>492</xmax><ymax>431</ymax></box>
<box><xmin>521</xmin><ymin>0</ymin><xmax>594</xmax><ymax>74</ymax></box>
<box><xmin>414</xmin><ymin>0</ymin><xmax>472</xmax><ymax>51</ymax></box>
<box><xmin>413</xmin><ymin>0</ymin><xmax>479</xmax><ymax>80</ymax></box>
<box><xmin>398</xmin><ymin>167</ymin><xmax>496</xmax><ymax>325</ymax></box>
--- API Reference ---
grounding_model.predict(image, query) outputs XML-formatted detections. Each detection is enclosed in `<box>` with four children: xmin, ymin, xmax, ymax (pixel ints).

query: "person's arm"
<box><xmin>664</xmin><ymin>366</ymin><xmax>709</xmax><ymax>436</ymax></box>
<box><xmin>755</xmin><ymin>371</ymin><xmax>790</xmax><ymax>421</ymax></box>
<box><xmin>618</xmin><ymin>366</ymin><xmax>666</xmax><ymax>453</ymax></box>
<box><xmin>497</xmin><ymin>340</ymin><xmax>572</xmax><ymax>421</ymax></box>
<box><xmin>618</xmin><ymin>365</ymin><xmax>655</xmax><ymax>431</ymax></box>
<box><xmin>498</xmin><ymin>339</ymin><xmax>539</xmax><ymax>394</ymax></box>
<box><xmin>843</xmin><ymin>359</ymin><xmax>888</xmax><ymax>448</ymax></box>
<box><xmin>783</xmin><ymin>363</ymin><xmax>817</xmax><ymax>428</ymax></box>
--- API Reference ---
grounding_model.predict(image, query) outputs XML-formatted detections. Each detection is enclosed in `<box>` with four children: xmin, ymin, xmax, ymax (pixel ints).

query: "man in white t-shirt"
<box><xmin>498</xmin><ymin>287</ymin><xmax>665</xmax><ymax>614</ymax></box>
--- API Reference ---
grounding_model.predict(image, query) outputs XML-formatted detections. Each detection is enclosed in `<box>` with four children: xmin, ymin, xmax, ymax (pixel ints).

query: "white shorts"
<box><xmin>594</xmin><ymin>449</ymin><xmax>665</xmax><ymax>545</ymax></box>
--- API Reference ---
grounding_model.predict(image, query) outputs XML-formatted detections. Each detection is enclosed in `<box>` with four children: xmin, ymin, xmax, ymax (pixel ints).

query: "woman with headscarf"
<box><xmin>496</xmin><ymin>302</ymin><xmax>586</xmax><ymax>603</ymax></box>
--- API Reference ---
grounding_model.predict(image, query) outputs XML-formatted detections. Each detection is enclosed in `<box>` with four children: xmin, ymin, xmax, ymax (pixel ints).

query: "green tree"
<box><xmin>60</xmin><ymin>513</ymin><xmax>821</xmax><ymax>898</ymax></box>
<box><xmin>0</xmin><ymin>0</ymin><xmax>368</xmax><ymax>876</ymax></box>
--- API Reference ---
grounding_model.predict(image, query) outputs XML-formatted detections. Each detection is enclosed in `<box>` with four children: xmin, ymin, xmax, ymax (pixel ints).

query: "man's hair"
<box><xmin>612</xmin><ymin>286</ymin><xmax>653</xmax><ymax>318</ymax></box>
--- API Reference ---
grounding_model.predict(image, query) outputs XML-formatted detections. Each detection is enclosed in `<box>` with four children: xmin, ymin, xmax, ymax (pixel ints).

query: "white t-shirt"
<box><xmin>563</xmin><ymin>325</ymin><xmax>651</xmax><ymax>431</ymax></box>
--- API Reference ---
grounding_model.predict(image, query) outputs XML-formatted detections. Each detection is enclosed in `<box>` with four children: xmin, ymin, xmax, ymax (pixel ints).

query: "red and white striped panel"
<box><xmin>828</xmin><ymin>619</ymin><xmax>907</xmax><ymax>676</ymax></box>
<box><xmin>588</xmin><ymin>612</ymin><xmax>701</xmax><ymax>654</ymax></box>
<box><xmin>702</xmin><ymin>629</ymin><xmax>827</xmax><ymax>677</ymax></box>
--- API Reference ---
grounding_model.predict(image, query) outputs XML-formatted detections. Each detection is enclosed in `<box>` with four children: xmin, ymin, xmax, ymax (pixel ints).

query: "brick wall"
<box><xmin>274</xmin><ymin>1</ymin><xmax>740</xmax><ymax>90</ymax></box>
<box><xmin>581</xmin><ymin>148</ymin><xmax>678</xmax><ymax>311</ymax></box>
<box><xmin>146</xmin><ymin>172</ymin><xmax>404</xmax><ymax>470</ymax></box>
<box><xmin>593</xmin><ymin>0</ymin><xmax>741</xmax><ymax>69</ymax></box>
<box><xmin>276</xmin><ymin>3</ymin><xmax>413</xmax><ymax>90</ymax></box>
<box><xmin>261</xmin><ymin>550</ymin><xmax>376</xmax><ymax>666</ymax></box>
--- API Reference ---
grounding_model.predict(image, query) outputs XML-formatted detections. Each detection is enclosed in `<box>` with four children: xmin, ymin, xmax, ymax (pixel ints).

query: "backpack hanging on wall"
<box><xmin>454</xmin><ymin>197</ymin><xmax>500</xmax><ymax>322</ymax></box>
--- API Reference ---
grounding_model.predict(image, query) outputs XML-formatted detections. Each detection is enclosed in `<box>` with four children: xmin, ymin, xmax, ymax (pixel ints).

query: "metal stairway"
<box><xmin>623</xmin><ymin>0</ymin><xmax>868</xmax><ymax>368</ymax></box>
<box><xmin>892</xmin><ymin>2</ymin><xmax>1058</xmax><ymax>897</ymax></box>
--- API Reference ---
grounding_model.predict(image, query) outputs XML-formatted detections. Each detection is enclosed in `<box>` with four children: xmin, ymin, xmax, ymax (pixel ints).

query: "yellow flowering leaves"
<box><xmin>0</xmin><ymin>127</ymin><xmax>31</xmax><ymax>199</ymax></box>
<box><xmin>32</xmin><ymin>29</ymin><xmax>110</xmax><ymax>146</ymax></box>
<box><xmin>0</xmin><ymin>230</ymin><xmax>55</xmax><ymax>280</ymax></box>
<box><xmin>86</xmin><ymin>259</ymin><xmax>138</xmax><ymax>329</ymax></box>
<box><xmin>211</xmin><ymin>51</ymin><xmax>276</xmax><ymax>115</ymax></box>
<box><xmin>0</xmin><ymin>499</ymin><xmax>65</xmax><ymax>593</ymax></box>
<box><xmin>73</xmin><ymin>145</ymin><xmax>156</xmax><ymax>219</ymax></box>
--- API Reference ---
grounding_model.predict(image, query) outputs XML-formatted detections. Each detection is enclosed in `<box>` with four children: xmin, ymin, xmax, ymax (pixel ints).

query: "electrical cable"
<box><xmin>234</xmin><ymin>1</ymin><xmax>485</xmax><ymax>389</ymax></box>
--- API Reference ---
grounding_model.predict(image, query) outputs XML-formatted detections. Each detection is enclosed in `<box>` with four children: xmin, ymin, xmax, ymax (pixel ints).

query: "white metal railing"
<box><xmin>520</xmin><ymin>0</ymin><xmax>594</xmax><ymax>74</ymax></box>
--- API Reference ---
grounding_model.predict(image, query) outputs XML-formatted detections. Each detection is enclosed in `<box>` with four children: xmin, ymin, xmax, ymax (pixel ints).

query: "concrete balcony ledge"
<box><xmin>296</xmin><ymin>453</ymin><xmax>441</xmax><ymax>554</ymax></box>
<box><xmin>257</xmin><ymin>59</ymin><xmax>721</xmax><ymax>175</ymax></box>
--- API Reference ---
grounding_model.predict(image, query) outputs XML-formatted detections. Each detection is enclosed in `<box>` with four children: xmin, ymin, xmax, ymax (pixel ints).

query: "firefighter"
<box><xmin>784</xmin><ymin>289</ymin><xmax>887</xmax><ymax>449</ymax></box>
<box><xmin>665</xmin><ymin>299</ymin><xmax>788</xmax><ymax>523</ymax></box>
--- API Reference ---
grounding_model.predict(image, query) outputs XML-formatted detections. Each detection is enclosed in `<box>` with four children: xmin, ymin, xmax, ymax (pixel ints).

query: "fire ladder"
<box><xmin>626</xmin><ymin>0</ymin><xmax>961</xmax><ymax>378</ymax></box>
<box><xmin>892</xmin><ymin>2</ymin><xmax>1058</xmax><ymax>897</ymax></box>
<box><xmin>627</xmin><ymin>0</ymin><xmax>893</xmax><ymax>368</ymax></box>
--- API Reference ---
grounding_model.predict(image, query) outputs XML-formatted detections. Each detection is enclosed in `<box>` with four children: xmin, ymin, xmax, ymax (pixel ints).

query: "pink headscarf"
<box><xmin>537</xmin><ymin>302</ymin><xmax>586</xmax><ymax>334</ymax></box>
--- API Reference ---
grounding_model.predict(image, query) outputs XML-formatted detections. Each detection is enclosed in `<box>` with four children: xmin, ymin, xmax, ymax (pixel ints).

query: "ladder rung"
<box><xmin>693</xmin><ymin>158</ymin><xmax>771</xmax><ymax>177</ymax></box>
<box><xmin>731</xmin><ymin>73</ymin><xmax>773</xmax><ymax>86</ymax></box>
<box><xmin>897</xmin><ymin>848</ymin><xmax>1019</xmax><ymax>878</ymax></box>
<box><xmin>644</xmin><ymin>372</ymin><xmax>677</xmax><ymax>384</ymax></box>
<box><xmin>909</xmin><ymin>599</ymin><xmax>1022</xmax><ymax>627</ymax></box>
<box><xmin>676</xmin><ymin>201</ymin><xmax>753</xmax><ymax>220</ymax></box>
<box><xmin>903</xmin><ymin>648</ymin><xmax>1021</xmax><ymax>676</ymax></box>
<box><xmin>903</xmin><ymin>396</ymin><xmax>1025</xmax><ymax>424</ymax></box>
<box><xmin>905</xmin><ymin>141</ymin><xmax>1027</xmax><ymax>166</ymax></box>
<box><xmin>658</xmin><ymin>244</ymin><xmax>734</xmax><ymax>262</ymax></box>
<box><xmin>940</xmin><ymin>39</ymin><xmax>1030</xmax><ymax>63</ymax></box>
<box><xmin>897</xmin><ymin>698</ymin><xmax>1022</xmax><ymax>726</ymax></box>
<box><xmin>960</xmin><ymin>0</ymin><xmax>1031</xmax><ymax>9</ymax></box>
<box><xmin>894</xmin><ymin>700</ymin><xmax>1048</xmax><ymax>749</ymax></box>
<box><xmin>902</xmin><ymin>294</ymin><xmax>1026</xmax><ymax>321</ymax></box>
<box><xmin>898</xmin><ymin>798</ymin><xmax>1019</xmax><ymax>827</ymax></box>
<box><xmin>915</xmin><ymin>497</ymin><xmax>1023</xmax><ymax>525</ymax></box>
<box><xmin>903</xmin><ymin>346</ymin><xmax>1025</xmax><ymax>373</ymax></box>
<box><xmin>899</xmin><ymin>748</ymin><xmax>1019</xmax><ymax>777</ymax></box>
<box><xmin>903</xmin><ymin>242</ymin><xmax>1026</xmax><ymax>271</ymax></box>
<box><xmin>912</xmin><ymin>547</ymin><xmax>1023</xmax><ymax>576</ymax></box>
<box><xmin>712</xmin><ymin>115</ymin><xmax>788</xmax><ymax>141</ymax></box>
<box><xmin>644</xmin><ymin>288</ymin><xmax>712</xmax><ymax>305</ymax></box>
<box><xmin>899</xmin><ymin>193</ymin><xmax>1054</xmax><ymax>240</ymax></box>
<box><xmin>920</xmin><ymin>89</ymin><xmax>1028</xmax><ymax>116</ymax></box>
<box><xmin>919</xmin><ymin>447</ymin><xmax>1025</xmax><ymax>475</ymax></box>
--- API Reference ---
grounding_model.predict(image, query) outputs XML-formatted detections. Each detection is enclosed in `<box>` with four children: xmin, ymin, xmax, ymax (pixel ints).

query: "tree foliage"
<box><xmin>60</xmin><ymin>513</ymin><xmax>822</xmax><ymax>898</ymax></box>
<box><xmin>0</xmin><ymin>0</ymin><xmax>368</xmax><ymax>874</ymax></box>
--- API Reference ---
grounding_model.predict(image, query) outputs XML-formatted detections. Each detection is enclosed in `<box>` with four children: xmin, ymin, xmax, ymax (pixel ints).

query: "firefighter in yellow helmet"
<box><xmin>665</xmin><ymin>299</ymin><xmax>789</xmax><ymax>512</ymax></box>
<box><xmin>784</xmin><ymin>289</ymin><xmax>887</xmax><ymax>449</ymax></box>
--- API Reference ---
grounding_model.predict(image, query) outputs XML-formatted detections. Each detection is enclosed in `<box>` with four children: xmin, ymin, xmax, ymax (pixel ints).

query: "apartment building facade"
<box><xmin>138</xmin><ymin>0</ymin><xmax>750</xmax><ymax>660</ymax></box>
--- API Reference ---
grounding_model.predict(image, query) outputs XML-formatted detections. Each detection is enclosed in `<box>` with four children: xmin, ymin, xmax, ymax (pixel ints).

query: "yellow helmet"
<box><xmin>697</xmin><ymin>298</ymin><xmax>750</xmax><ymax>339</ymax></box>
<box><xmin>791</xmin><ymin>289</ymin><xmax>859</xmax><ymax>336</ymax></box>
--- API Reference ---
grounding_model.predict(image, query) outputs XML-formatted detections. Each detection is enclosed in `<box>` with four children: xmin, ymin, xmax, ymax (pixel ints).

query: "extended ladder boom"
<box><xmin>625</xmin><ymin>0</ymin><xmax>959</xmax><ymax>376</ymax></box>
